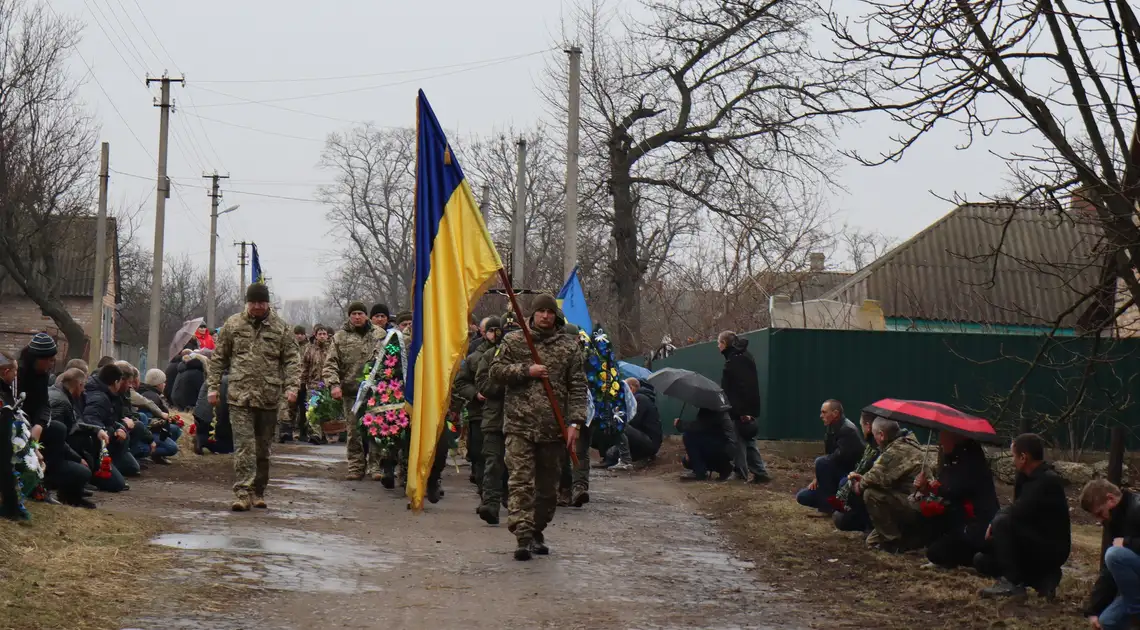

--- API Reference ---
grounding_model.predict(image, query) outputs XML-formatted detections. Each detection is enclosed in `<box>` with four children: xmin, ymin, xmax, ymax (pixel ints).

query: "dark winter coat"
<box><xmin>0</xmin><ymin>379</ymin><xmax>13</xmax><ymax>407</ymax></box>
<box><xmin>1007</xmin><ymin>462</ymin><xmax>1072</xmax><ymax>568</ymax></box>
<box><xmin>630</xmin><ymin>388</ymin><xmax>663</xmax><ymax>451</ymax></box>
<box><xmin>172</xmin><ymin>357</ymin><xmax>206</xmax><ymax>409</ymax></box>
<box><xmin>721</xmin><ymin>340</ymin><xmax>761</xmax><ymax>423</ymax></box>
<box><xmin>1084</xmin><ymin>491</ymin><xmax>1140</xmax><ymax>616</ymax></box>
<box><xmin>43</xmin><ymin>384</ymin><xmax>85</xmax><ymax>465</ymax></box>
<box><xmin>80</xmin><ymin>377</ymin><xmax>120</xmax><ymax>431</ymax></box>
<box><xmin>823</xmin><ymin>418</ymin><xmax>865</xmax><ymax>476</ymax></box>
<box><xmin>16</xmin><ymin>349</ymin><xmax>52</xmax><ymax>428</ymax></box>
<box><xmin>137</xmin><ymin>384</ymin><xmax>169</xmax><ymax>414</ymax></box>
<box><xmin>48</xmin><ymin>383</ymin><xmax>81</xmax><ymax>432</ymax></box>
<box><xmin>678</xmin><ymin>407</ymin><xmax>738</xmax><ymax>460</ymax></box>
<box><xmin>933</xmin><ymin>440</ymin><xmax>1000</xmax><ymax>543</ymax></box>
<box><xmin>194</xmin><ymin>375</ymin><xmax>233</xmax><ymax>453</ymax></box>
<box><xmin>164</xmin><ymin>358</ymin><xmax>183</xmax><ymax>398</ymax></box>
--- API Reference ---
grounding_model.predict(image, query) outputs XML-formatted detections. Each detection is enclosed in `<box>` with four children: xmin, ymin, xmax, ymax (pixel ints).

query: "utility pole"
<box><xmin>511</xmin><ymin>139</ymin><xmax>527</xmax><ymax>285</ymax></box>
<box><xmin>564</xmin><ymin>46</ymin><xmax>582</xmax><ymax>280</ymax></box>
<box><xmin>145</xmin><ymin>73</ymin><xmax>184</xmax><ymax>366</ymax></box>
<box><xmin>236</xmin><ymin>241</ymin><xmax>249</xmax><ymax>298</ymax></box>
<box><xmin>479</xmin><ymin>183</ymin><xmax>490</xmax><ymax>224</ymax></box>
<box><xmin>204</xmin><ymin>173</ymin><xmax>232</xmax><ymax>330</ymax></box>
<box><xmin>90</xmin><ymin>142</ymin><xmax>110</xmax><ymax>366</ymax></box>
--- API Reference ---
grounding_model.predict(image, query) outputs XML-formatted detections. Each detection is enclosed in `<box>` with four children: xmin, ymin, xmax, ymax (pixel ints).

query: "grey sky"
<box><xmin>54</xmin><ymin>0</ymin><xmax>1020</xmax><ymax>302</ymax></box>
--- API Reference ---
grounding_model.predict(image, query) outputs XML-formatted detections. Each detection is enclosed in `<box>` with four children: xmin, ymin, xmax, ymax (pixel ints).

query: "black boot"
<box><xmin>530</xmin><ymin>531</ymin><xmax>549</xmax><ymax>555</ymax></box>
<box><xmin>427</xmin><ymin>481</ymin><xmax>441</xmax><ymax>504</ymax></box>
<box><xmin>514</xmin><ymin>540</ymin><xmax>532</xmax><ymax>561</ymax></box>
<box><xmin>477</xmin><ymin>504</ymin><xmax>499</xmax><ymax>525</ymax></box>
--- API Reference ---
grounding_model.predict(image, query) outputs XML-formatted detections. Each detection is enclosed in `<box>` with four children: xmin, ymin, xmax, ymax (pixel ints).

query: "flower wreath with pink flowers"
<box><xmin>360</xmin><ymin>330</ymin><xmax>410</xmax><ymax>450</ymax></box>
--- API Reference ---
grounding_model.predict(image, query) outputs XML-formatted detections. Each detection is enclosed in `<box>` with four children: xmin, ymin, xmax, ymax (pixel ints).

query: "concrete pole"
<box><xmin>564</xmin><ymin>46</ymin><xmax>582</xmax><ymax>279</ymax></box>
<box><xmin>90</xmin><ymin>142</ymin><xmax>110</xmax><ymax>366</ymax></box>
<box><xmin>512</xmin><ymin>139</ymin><xmax>528</xmax><ymax>285</ymax></box>
<box><xmin>479</xmin><ymin>183</ymin><xmax>490</xmax><ymax>224</ymax></box>
<box><xmin>146</xmin><ymin>75</ymin><xmax>183</xmax><ymax>365</ymax></box>
<box><xmin>237</xmin><ymin>241</ymin><xmax>248</xmax><ymax>299</ymax></box>
<box><xmin>204</xmin><ymin>173</ymin><xmax>229</xmax><ymax>329</ymax></box>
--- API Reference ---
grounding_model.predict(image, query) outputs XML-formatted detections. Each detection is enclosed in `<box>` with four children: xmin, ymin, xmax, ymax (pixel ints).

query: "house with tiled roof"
<box><xmin>0</xmin><ymin>216</ymin><xmax>121</xmax><ymax>357</ymax></box>
<box><xmin>821</xmin><ymin>202</ymin><xmax>1108</xmax><ymax>335</ymax></box>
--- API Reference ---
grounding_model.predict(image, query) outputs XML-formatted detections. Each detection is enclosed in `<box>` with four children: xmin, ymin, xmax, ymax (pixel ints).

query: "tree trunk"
<box><xmin>39</xmin><ymin>299</ymin><xmax>89</xmax><ymax>360</ymax></box>
<box><xmin>609</xmin><ymin>159</ymin><xmax>642</xmax><ymax>358</ymax></box>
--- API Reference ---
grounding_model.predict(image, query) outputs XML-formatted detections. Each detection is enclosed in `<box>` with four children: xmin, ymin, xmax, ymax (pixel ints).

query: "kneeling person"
<box><xmin>1081</xmin><ymin>480</ymin><xmax>1140</xmax><ymax>629</ymax></box>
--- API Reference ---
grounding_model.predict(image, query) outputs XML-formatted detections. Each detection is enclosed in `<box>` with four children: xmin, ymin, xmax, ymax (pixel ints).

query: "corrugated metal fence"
<box><xmin>636</xmin><ymin>329</ymin><xmax>1140</xmax><ymax>450</ymax></box>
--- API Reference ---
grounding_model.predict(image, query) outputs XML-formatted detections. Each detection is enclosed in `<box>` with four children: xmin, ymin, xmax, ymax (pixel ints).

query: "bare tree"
<box><xmin>318</xmin><ymin>125</ymin><xmax>416</xmax><ymax>311</ymax></box>
<box><xmin>0</xmin><ymin>1</ymin><xmax>96</xmax><ymax>358</ymax></box>
<box><xmin>546</xmin><ymin>0</ymin><xmax>851</xmax><ymax>355</ymax></box>
<box><xmin>840</xmin><ymin>224</ymin><xmax>897</xmax><ymax>271</ymax></box>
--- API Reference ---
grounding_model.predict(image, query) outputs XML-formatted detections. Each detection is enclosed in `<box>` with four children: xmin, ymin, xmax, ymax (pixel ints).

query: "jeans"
<box><xmin>153</xmin><ymin>436</ymin><xmax>179</xmax><ymax>457</ymax></box>
<box><xmin>1100</xmin><ymin>546</ymin><xmax>1140</xmax><ymax>630</ymax></box>
<box><xmin>732</xmin><ymin>426</ymin><xmax>768</xmax><ymax>478</ymax></box>
<box><xmin>796</xmin><ymin>456</ymin><xmax>844</xmax><ymax>513</ymax></box>
<box><xmin>110</xmin><ymin>439</ymin><xmax>141</xmax><ymax>477</ymax></box>
<box><xmin>682</xmin><ymin>432</ymin><xmax>731</xmax><ymax>478</ymax></box>
<box><xmin>168</xmin><ymin>425</ymin><xmax>183</xmax><ymax>441</ymax></box>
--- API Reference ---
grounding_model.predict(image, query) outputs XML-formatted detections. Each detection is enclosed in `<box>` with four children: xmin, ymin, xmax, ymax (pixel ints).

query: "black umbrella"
<box><xmin>645</xmin><ymin>368</ymin><xmax>731</xmax><ymax>411</ymax></box>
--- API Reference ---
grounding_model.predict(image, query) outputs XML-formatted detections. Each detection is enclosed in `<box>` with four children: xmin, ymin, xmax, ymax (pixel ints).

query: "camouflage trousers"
<box><xmin>864</xmin><ymin>487</ymin><xmax>921</xmax><ymax>546</ymax></box>
<box><xmin>278</xmin><ymin>391</ymin><xmax>308</xmax><ymax>438</ymax></box>
<box><xmin>505</xmin><ymin>434</ymin><xmax>565</xmax><ymax>542</ymax></box>
<box><xmin>344</xmin><ymin>399</ymin><xmax>380</xmax><ymax>476</ymax></box>
<box><xmin>231</xmin><ymin>406</ymin><xmax>276</xmax><ymax>498</ymax></box>
<box><xmin>479</xmin><ymin>429</ymin><xmax>509</xmax><ymax>512</ymax></box>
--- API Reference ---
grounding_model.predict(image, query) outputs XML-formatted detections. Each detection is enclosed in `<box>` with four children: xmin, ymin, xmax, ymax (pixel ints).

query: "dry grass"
<box><xmin>650</xmin><ymin>442</ymin><xmax>1106</xmax><ymax>629</ymax></box>
<box><xmin>0</xmin><ymin>502</ymin><xmax>168</xmax><ymax>630</ymax></box>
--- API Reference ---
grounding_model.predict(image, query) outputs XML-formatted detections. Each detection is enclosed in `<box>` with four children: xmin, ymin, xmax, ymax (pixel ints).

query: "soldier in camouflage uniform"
<box><xmin>489</xmin><ymin>295</ymin><xmax>586</xmax><ymax>561</ymax></box>
<box><xmin>451</xmin><ymin>317</ymin><xmax>492</xmax><ymax>488</ymax></box>
<box><xmin>299</xmin><ymin>325</ymin><xmax>332</xmax><ymax>443</ymax></box>
<box><xmin>848</xmin><ymin>417</ymin><xmax>925</xmax><ymax>551</ymax></box>
<box><xmin>208</xmin><ymin>283</ymin><xmax>301</xmax><ymax>512</ymax></box>
<box><xmin>323</xmin><ymin>301</ymin><xmax>384</xmax><ymax>480</ymax></box>
<box><xmin>474</xmin><ymin>316</ymin><xmax>508</xmax><ymax>524</ymax></box>
<box><xmin>277</xmin><ymin>325</ymin><xmax>310</xmax><ymax>442</ymax></box>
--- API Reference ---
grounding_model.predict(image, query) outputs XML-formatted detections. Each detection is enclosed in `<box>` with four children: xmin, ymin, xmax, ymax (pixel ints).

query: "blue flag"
<box><xmin>250</xmin><ymin>243</ymin><xmax>265</xmax><ymax>285</ymax></box>
<box><xmin>557</xmin><ymin>266</ymin><xmax>592</xmax><ymax>332</ymax></box>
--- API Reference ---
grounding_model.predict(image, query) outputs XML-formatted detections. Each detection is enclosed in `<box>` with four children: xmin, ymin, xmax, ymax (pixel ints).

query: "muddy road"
<box><xmin>109</xmin><ymin>444</ymin><xmax>813</xmax><ymax>630</ymax></box>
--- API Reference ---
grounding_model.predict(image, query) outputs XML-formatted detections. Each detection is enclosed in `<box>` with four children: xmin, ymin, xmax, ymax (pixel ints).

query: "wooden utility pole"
<box><xmin>145</xmin><ymin>74</ymin><xmax>184</xmax><ymax>365</ymax></box>
<box><xmin>90</xmin><ymin>142</ymin><xmax>110</xmax><ymax>366</ymax></box>
<box><xmin>563</xmin><ymin>46</ymin><xmax>582</xmax><ymax>280</ymax></box>
<box><xmin>511</xmin><ymin>139</ymin><xmax>527</xmax><ymax>285</ymax></box>
<box><xmin>204</xmin><ymin>173</ymin><xmax>231</xmax><ymax>329</ymax></box>
<box><xmin>236</xmin><ymin>241</ymin><xmax>249</xmax><ymax>297</ymax></box>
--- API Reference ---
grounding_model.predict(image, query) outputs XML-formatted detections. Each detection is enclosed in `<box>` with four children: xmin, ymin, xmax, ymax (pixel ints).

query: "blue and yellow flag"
<box><xmin>250</xmin><ymin>243</ymin><xmax>265</xmax><ymax>285</ymax></box>
<box><xmin>556</xmin><ymin>266</ymin><xmax>592</xmax><ymax>333</ymax></box>
<box><xmin>405</xmin><ymin>90</ymin><xmax>503</xmax><ymax>510</ymax></box>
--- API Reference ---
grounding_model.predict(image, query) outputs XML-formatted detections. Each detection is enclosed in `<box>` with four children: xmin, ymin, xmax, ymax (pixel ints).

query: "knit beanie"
<box><xmin>144</xmin><ymin>368</ymin><xmax>167</xmax><ymax>386</ymax></box>
<box><xmin>531</xmin><ymin>294</ymin><xmax>558</xmax><ymax>315</ymax></box>
<box><xmin>246</xmin><ymin>283</ymin><xmax>270</xmax><ymax>303</ymax></box>
<box><xmin>370</xmin><ymin>303</ymin><xmax>390</xmax><ymax>318</ymax></box>
<box><xmin>347</xmin><ymin>301</ymin><xmax>368</xmax><ymax>315</ymax></box>
<box><xmin>395</xmin><ymin>311</ymin><xmax>413</xmax><ymax>325</ymax></box>
<box><xmin>484</xmin><ymin>316</ymin><xmax>502</xmax><ymax>331</ymax></box>
<box><xmin>293</xmin><ymin>325</ymin><xmax>307</xmax><ymax>335</ymax></box>
<box><xmin>27</xmin><ymin>332</ymin><xmax>58</xmax><ymax>358</ymax></box>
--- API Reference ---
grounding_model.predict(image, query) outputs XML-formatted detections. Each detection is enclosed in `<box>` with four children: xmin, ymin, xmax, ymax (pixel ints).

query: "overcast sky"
<box><xmin>51</xmin><ymin>0</ymin><xmax>1023</xmax><ymax>301</ymax></box>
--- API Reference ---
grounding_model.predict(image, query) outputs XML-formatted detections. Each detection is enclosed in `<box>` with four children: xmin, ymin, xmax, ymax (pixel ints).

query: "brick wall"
<box><xmin>0</xmin><ymin>297</ymin><xmax>96</xmax><ymax>358</ymax></box>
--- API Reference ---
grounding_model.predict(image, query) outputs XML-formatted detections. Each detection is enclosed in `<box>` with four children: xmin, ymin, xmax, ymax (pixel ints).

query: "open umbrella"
<box><xmin>168</xmin><ymin>317</ymin><xmax>204</xmax><ymax>362</ymax></box>
<box><xmin>863</xmin><ymin>399</ymin><xmax>1004</xmax><ymax>444</ymax></box>
<box><xmin>645</xmin><ymin>368</ymin><xmax>730</xmax><ymax>411</ymax></box>
<box><xmin>618</xmin><ymin>361</ymin><xmax>651</xmax><ymax>381</ymax></box>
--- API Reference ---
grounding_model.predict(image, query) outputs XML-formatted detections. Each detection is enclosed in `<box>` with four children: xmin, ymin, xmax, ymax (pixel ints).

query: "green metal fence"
<box><xmin>639</xmin><ymin>329</ymin><xmax>1140</xmax><ymax>450</ymax></box>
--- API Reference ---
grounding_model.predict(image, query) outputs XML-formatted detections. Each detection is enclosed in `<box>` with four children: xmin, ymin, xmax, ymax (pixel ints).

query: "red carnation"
<box><xmin>826</xmin><ymin>495</ymin><xmax>846</xmax><ymax>512</ymax></box>
<box><xmin>920</xmin><ymin>499</ymin><xmax>946</xmax><ymax>518</ymax></box>
<box><xmin>188</xmin><ymin>423</ymin><xmax>197</xmax><ymax>436</ymax></box>
<box><xmin>963</xmin><ymin>500</ymin><xmax>976</xmax><ymax>520</ymax></box>
<box><xmin>94</xmin><ymin>455</ymin><xmax>113</xmax><ymax>480</ymax></box>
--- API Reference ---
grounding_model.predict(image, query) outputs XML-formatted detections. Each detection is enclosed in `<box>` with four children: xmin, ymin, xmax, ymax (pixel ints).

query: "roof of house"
<box><xmin>821</xmin><ymin>203</ymin><xmax>1104</xmax><ymax>328</ymax></box>
<box><xmin>0</xmin><ymin>215</ymin><xmax>122</xmax><ymax>302</ymax></box>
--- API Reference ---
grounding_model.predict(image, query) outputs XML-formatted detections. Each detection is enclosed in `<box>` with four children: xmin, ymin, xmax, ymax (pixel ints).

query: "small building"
<box><xmin>0</xmin><ymin>217</ymin><xmax>121</xmax><ymax>358</ymax></box>
<box><xmin>821</xmin><ymin>203</ymin><xmax>1104</xmax><ymax>335</ymax></box>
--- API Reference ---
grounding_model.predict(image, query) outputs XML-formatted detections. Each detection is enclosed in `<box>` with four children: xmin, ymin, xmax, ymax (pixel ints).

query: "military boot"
<box><xmin>557</xmin><ymin>487</ymin><xmax>572</xmax><ymax>507</ymax></box>
<box><xmin>427</xmin><ymin>480</ymin><xmax>442</xmax><ymax>504</ymax></box>
<box><xmin>252</xmin><ymin>494</ymin><xmax>267</xmax><ymax>509</ymax></box>
<box><xmin>571</xmin><ymin>487</ymin><xmax>590</xmax><ymax>507</ymax></box>
<box><xmin>514</xmin><ymin>539</ymin><xmax>533</xmax><ymax>561</ymax></box>
<box><xmin>477</xmin><ymin>504</ymin><xmax>500</xmax><ymax>525</ymax></box>
<box><xmin>530</xmin><ymin>531</ymin><xmax>549</xmax><ymax>556</ymax></box>
<box><xmin>231</xmin><ymin>495</ymin><xmax>251</xmax><ymax>512</ymax></box>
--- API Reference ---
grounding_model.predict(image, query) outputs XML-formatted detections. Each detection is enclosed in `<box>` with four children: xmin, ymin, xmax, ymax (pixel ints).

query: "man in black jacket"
<box><xmin>1080</xmin><ymin>480</ymin><xmax>1140</xmax><ymax>630</ymax></box>
<box><xmin>677</xmin><ymin>407</ymin><xmax>737</xmax><ymax>481</ymax></box>
<box><xmin>45</xmin><ymin>368</ymin><xmax>95</xmax><ymax>508</ymax></box>
<box><xmin>797</xmin><ymin>399</ymin><xmax>864</xmax><ymax>513</ymax></box>
<box><xmin>718</xmin><ymin>331</ymin><xmax>771</xmax><ymax>483</ymax></box>
<box><xmin>977</xmin><ymin>433</ymin><xmax>1071</xmax><ymax>599</ymax></box>
<box><xmin>82</xmin><ymin>364</ymin><xmax>134</xmax><ymax>490</ymax></box>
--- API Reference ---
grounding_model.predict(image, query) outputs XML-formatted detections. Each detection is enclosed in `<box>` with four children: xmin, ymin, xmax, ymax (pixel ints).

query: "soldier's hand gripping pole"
<box><xmin>498</xmin><ymin>269</ymin><xmax>579</xmax><ymax>467</ymax></box>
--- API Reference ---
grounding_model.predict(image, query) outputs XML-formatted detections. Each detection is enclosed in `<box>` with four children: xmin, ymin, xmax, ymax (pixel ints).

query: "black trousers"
<box><xmin>976</xmin><ymin>513</ymin><xmax>1065</xmax><ymax>587</ymax></box>
<box><xmin>467</xmin><ymin>420</ymin><xmax>484</xmax><ymax>483</ymax></box>
<box><xmin>926</xmin><ymin>527</ymin><xmax>983</xmax><ymax>569</ymax></box>
<box><xmin>0</xmin><ymin>409</ymin><xmax>18</xmax><ymax>516</ymax></box>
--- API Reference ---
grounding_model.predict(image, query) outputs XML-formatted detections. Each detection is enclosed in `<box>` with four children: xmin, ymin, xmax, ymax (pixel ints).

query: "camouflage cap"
<box><xmin>293</xmin><ymin>325</ymin><xmax>307</xmax><ymax>335</ymax></box>
<box><xmin>347</xmin><ymin>301</ymin><xmax>368</xmax><ymax>315</ymax></box>
<box><xmin>395</xmin><ymin>311</ymin><xmax>413</xmax><ymax>325</ymax></box>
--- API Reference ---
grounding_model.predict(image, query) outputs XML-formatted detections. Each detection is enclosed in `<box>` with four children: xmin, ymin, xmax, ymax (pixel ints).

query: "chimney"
<box><xmin>809</xmin><ymin>252</ymin><xmax>825</xmax><ymax>272</ymax></box>
<box><xmin>1069</xmin><ymin>187</ymin><xmax>1099</xmax><ymax>219</ymax></box>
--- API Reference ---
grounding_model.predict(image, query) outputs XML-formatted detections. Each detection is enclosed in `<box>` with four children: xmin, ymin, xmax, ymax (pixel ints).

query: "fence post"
<box><xmin>1101</xmin><ymin>425</ymin><xmax>1126</xmax><ymax>568</ymax></box>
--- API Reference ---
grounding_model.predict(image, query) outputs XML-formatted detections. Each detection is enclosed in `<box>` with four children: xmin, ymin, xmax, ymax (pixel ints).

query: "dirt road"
<box><xmin>104</xmin><ymin>443</ymin><xmax>814</xmax><ymax>630</ymax></box>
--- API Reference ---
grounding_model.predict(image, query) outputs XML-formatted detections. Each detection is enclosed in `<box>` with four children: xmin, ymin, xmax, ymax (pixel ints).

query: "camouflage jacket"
<box><xmin>450</xmin><ymin>343</ymin><xmax>488</xmax><ymax>422</ymax></box>
<box><xmin>322</xmin><ymin>321</ymin><xmax>382</xmax><ymax>395</ymax></box>
<box><xmin>208</xmin><ymin>310</ymin><xmax>301</xmax><ymax>410</ymax></box>
<box><xmin>474</xmin><ymin>339</ymin><xmax>505</xmax><ymax>432</ymax></box>
<box><xmin>862</xmin><ymin>432</ymin><xmax>924</xmax><ymax>494</ymax></box>
<box><xmin>489</xmin><ymin>324</ymin><xmax>586</xmax><ymax>443</ymax></box>
<box><xmin>300</xmin><ymin>339</ymin><xmax>331</xmax><ymax>391</ymax></box>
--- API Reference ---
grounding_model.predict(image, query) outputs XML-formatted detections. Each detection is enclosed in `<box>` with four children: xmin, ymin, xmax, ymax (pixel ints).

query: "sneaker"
<box><xmin>609</xmin><ymin>461</ymin><xmax>634</xmax><ymax>472</ymax></box>
<box><xmin>679</xmin><ymin>472</ymin><xmax>709</xmax><ymax>482</ymax></box>
<box><xmin>514</xmin><ymin>541</ymin><xmax>533</xmax><ymax>561</ymax></box>
<box><xmin>557</xmin><ymin>489</ymin><xmax>572</xmax><ymax>507</ymax></box>
<box><xmin>231</xmin><ymin>495</ymin><xmax>252</xmax><ymax>512</ymax></box>
<box><xmin>571</xmin><ymin>489</ymin><xmax>590</xmax><ymax>507</ymax></box>
<box><xmin>531</xmin><ymin>532</ymin><xmax>550</xmax><ymax>555</ymax></box>
<box><xmin>979</xmin><ymin>577</ymin><xmax>1027</xmax><ymax>599</ymax></box>
<box><xmin>252</xmin><ymin>494</ymin><xmax>268</xmax><ymax>509</ymax></box>
<box><xmin>152</xmin><ymin>455</ymin><xmax>171</xmax><ymax>465</ymax></box>
<box><xmin>477</xmin><ymin>504</ymin><xmax>500</xmax><ymax>525</ymax></box>
<box><xmin>44</xmin><ymin>491</ymin><xmax>63</xmax><ymax>506</ymax></box>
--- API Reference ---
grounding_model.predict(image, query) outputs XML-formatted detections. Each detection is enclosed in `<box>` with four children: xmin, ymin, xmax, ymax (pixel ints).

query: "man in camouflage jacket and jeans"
<box><xmin>490</xmin><ymin>295</ymin><xmax>586</xmax><ymax>561</ymax></box>
<box><xmin>209</xmin><ymin>283</ymin><xmax>301</xmax><ymax>512</ymax></box>
<box><xmin>324</xmin><ymin>302</ymin><xmax>384</xmax><ymax>480</ymax></box>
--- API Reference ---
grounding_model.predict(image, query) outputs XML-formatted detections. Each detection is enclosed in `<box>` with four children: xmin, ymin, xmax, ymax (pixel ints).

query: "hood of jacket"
<box><xmin>181</xmin><ymin>355</ymin><xmax>206</xmax><ymax>372</ymax></box>
<box><xmin>722</xmin><ymin>338</ymin><xmax>750</xmax><ymax>358</ymax></box>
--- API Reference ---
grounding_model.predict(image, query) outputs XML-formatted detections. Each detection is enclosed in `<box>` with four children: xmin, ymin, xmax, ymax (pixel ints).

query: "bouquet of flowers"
<box><xmin>581</xmin><ymin>328</ymin><xmax>632</xmax><ymax>434</ymax></box>
<box><xmin>911</xmin><ymin>478</ymin><xmax>976</xmax><ymax>520</ymax></box>
<box><xmin>93</xmin><ymin>443</ymin><xmax>113</xmax><ymax>480</ymax></box>
<box><xmin>305</xmin><ymin>382</ymin><xmax>341</xmax><ymax>427</ymax></box>
<box><xmin>8</xmin><ymin>404</ymin><xmax>42</xmax><ymax>516</ymax></box>
<box><xmin>360</xmin><ymin>335</ymin><xmax>411</xmax><ymax>451</ymax></box>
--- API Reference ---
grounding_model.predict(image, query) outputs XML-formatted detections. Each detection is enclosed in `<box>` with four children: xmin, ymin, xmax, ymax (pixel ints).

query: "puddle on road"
<box><xmin>275</xmin><ymin>453</ymin><xmax>343</xmax><ymax>466</ymax></box>
<box><xmin>276</xmin><ymin>476</ymin><xmax>340</xmax><ymax>494</ymax></box>
<box><xmin>152</xmin><ymin>528</ymin><xmax>398</xmax><ymax>594</ymax></box>
<box><xmin>122</xmin><ymin>613</ymin><xmax>289</xmax><ymax>630</ymax></box>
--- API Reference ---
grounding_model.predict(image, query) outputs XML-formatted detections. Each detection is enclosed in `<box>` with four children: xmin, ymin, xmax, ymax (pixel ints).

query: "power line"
<box><xmin>81</xmin><ymin>0</ymin><xmax>147</xmax><ymax>75</ymax></box>
<box><xmin>226</xmin><ymin>189</ymin><xmax>326</xmax><ymax>203</ymax></box>
<box><xmin>183</xmin><ymin>87</ymin><xmax>367</xmax><ymax>125</ymax></box>
<box><xmin>92</xmin><ymin>0</ymin><xmax>152</xmax><ymax>72</ymax></box>
<box><xmin>192</xmin><ymin>48</ymin><xmax>558</xmax><ymax>84</ymax></box>
<box><xmin>181</xmin><ymin>110</ymin><xmax>327</xmax><ymax>143</ymax></box>
<box><xmin>191</xmin><ymin>49</ymin><xmax>552</xmax><ymax>108</ymax></box>
<box><xmin>106</xmin><ymin>0</ymin><xmax>167</xmax><ymax>70</ymax></box>
<box><xmin>127</xmin><ymin>0</ymin><xmax>178</xmax><ymax>68</ymax></box>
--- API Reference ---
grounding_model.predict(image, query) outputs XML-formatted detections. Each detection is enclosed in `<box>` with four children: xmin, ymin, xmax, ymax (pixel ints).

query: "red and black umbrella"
<box><xmin>863</xmin><ymin>399</ymin><xmax>1005</xmax><ymax>445</ymax></box>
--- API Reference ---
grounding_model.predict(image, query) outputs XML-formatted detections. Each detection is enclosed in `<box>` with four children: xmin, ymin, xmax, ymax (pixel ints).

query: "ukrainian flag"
<box><xmin>251</xmin><ymin>243</ymin><xmax>265</xmax><ymax>285</ymax></box>
<box><xmin>405</xmin><ymin>90</ymin><xmax>503</xmax><ymax>510</ymax></box>
<box><xmin>556</xmin><ymin>266</ymin><xmax>593</xmax><ymax>333</ymax></box>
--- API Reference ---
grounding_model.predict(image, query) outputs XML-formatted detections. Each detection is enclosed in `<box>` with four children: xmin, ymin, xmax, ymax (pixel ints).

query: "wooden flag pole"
<box><xmin>498</xmin><ymin>268</ymin><xmax>579</xmax><ymax>466</ymax></box>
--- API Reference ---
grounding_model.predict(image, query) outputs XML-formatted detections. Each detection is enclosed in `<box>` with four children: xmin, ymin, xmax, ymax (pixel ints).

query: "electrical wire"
<box><xmin>225</xmin><ymin>189</ymin><xmax>326</xmax><ymax>203</ymax></box>
<box><xmin>180</xmin><ymin>110</ymin><xmax>327</xmax><ymax>143</ymax></box>
<box><xmin>81</xmin><ymin>0</ymin><xmax>147</xmax><ymax>76</ymax></box>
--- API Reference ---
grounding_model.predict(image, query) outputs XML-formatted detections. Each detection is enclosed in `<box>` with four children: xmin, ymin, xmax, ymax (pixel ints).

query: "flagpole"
<box><xmin>498</xmin><ymin>268</ymin><xmax>579</xmax><ymax>466</ymax></box>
